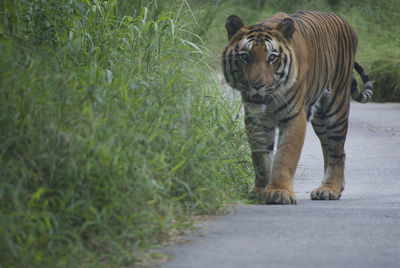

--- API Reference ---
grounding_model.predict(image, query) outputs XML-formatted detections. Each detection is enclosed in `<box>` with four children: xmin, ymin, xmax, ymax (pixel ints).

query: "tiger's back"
<box><xmin>293</xmin><ymin>11</ymin><xmax>357</xmax><ymax>111</ymax></box>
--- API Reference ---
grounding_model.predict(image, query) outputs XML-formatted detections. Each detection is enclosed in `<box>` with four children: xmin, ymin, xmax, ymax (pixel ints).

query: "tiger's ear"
<box><xmin>277</xmin><ymin>18</ymin><xmax>295</xmax><ymax>40</ymax></box>
<box><xmin>225</xmin><ymin>15</ymin><xmax>245</xmax><ymax>40</ymax></box>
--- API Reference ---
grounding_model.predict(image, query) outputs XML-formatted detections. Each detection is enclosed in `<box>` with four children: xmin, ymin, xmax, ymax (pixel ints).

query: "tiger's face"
<box><xmin>222</xmin><ymin>15</ymin><xmax>298</xmax><ymax>105</ymax></box>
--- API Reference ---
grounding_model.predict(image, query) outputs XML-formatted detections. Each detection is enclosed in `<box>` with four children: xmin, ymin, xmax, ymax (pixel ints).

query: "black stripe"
<box><xmin>354</xmin><ymin>93</ymin><xmax>363</xmax><ymax>102</ymax></box>
<box><xmin>329</xmin><ymin>122</ymin><xmax>348</xmax><ymax>134</ymax></box>
<box><xmin>283</xmin><ymin>50</ymin><xmax>293</xmax><ymax>85</ymax></box>
<box><xmin>312</xmin><ymin>121</ymin><xmax>325</xmax><ymax>127</ymax></box>
<box><xmin>325</xmin><ymin>87</ymin><xmax>349</xmax><ymax>118</ymax></box>
<box><xmin>315</xmin><ymin>130</ymin><xmax>327</xmax><ymax>136</ymax></box>
<box><xmin>351</xmin><ymin>78</ymin><xmax>358</xmax><ymax>93</ymax></box>
<box><xmin>329</xmin><ymin>153</ymin><xmax>344</xmax><ymax>159</ymax></box>
<box><xmin>279</xmin><ymin>110</ymin><xmax>301</xmax><ymax>124</ymax></box>
<box><xmin>274</xmin><ymin>85</ymin><xmax>300</xmax><ymax>114</ymax></box>
<box><xmin>222</xmin><ymin>46</ymin><xmax>229</xmax><ymax>83</ymax></box>
<box><xmin>365</xmin><ymin>85</ymin><xmax>373</xmax><ymax>91</ymax></box>
<box><xmin>260</xmin><ymin>125</ymin><xmax>275</xmax><ymax>132</ymax></box>
<box><xmin>228</xmin><ymin>50</ymin><xmax>236</xmax><ymax>83</ymax></box>
<box><xmin>328</xmin><ymin>135</ymin><xmax>345</xmax><ymax>141</ymax></box>
<box><xmin>267</xmin><ymin>144</ymin><xmax>274</xmax><ymax>151</ymax></box>
<box><xmin>327</xmin><ymin>111</ymin><xmax>348</xmax><ymax>129</ymax></box>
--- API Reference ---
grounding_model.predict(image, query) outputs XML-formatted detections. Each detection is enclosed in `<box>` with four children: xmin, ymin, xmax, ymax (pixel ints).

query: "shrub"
<box><xmin>0</xmin><ymin>0</ymin><xmax>251</xmax><ymax>266</ymax></box>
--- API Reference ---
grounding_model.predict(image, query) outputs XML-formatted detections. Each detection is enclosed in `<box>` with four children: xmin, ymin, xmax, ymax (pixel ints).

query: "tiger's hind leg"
<box><xmin>310</xmin><ymin>89</ymin><xmax>350</xmax><ymax>200</ymax></box>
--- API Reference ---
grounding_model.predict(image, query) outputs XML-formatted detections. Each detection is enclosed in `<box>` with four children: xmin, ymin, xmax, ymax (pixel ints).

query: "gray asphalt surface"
<box><xmin>161</xmin><ymin>102</ymin><xmax>400</xmax><ymax>268</ymax></box>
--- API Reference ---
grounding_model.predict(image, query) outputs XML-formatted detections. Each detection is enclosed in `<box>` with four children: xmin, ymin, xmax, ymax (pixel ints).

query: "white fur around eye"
<box><xmin>265</xmin><ymin>40</ymin><xmax>277</xmax><ymax>51</ymax></box>
<box><xmin>266</xmin><ymin>41</ymin><xmax>273</xmax><ymax>51</ymax></box>
<box><xmin>265</xmin><ymin>40</ymin><xmax>279</xmax><ymax>64</ymax></box>
<box><xmin>240</xmin><ymin>38</ymin><xmax>253</xmax><ymax>50</ymax></box>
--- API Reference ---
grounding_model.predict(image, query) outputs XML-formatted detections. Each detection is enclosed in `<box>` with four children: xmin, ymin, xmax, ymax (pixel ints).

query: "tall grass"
<box><xmin>0</xmin><ymin>0</ymin><xmax>251</xmax><ymax>266</ymax></box>
<box><xmin>203</xmin><ymin>0</ymin><xmax>400</xmax><ymax>102</ymax></box>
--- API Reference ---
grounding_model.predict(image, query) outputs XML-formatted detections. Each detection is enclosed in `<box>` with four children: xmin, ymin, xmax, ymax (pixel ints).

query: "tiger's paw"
<box><xmin>248</xmin><ymin>186</ymin><xmax>265</xmax><ymax>200</ymax></box>
<box><xmin>310</xmin><ymin>185</ymin><xmax>342</xmax><ymax>200</ymax></box>
<box><xmin>264</xmin><ymin>187</ymin><xmax>297</xmax><ymax>205</ymax></box>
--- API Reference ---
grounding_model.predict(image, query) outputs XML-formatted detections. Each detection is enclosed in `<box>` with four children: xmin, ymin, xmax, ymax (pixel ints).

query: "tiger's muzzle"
<box><xmin>243</xmin><ymin>87</ymin><xmax>274</xmax><ymax>105</ymax></box>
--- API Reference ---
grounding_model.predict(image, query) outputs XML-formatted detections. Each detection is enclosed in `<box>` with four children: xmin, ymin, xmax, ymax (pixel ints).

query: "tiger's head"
<box><xmin>222</xmin><ymin>15</ymin><xmax>298</xmax><ymax>105</ymax></box>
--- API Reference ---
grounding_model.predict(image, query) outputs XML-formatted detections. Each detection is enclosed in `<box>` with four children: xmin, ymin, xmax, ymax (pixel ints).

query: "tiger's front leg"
<box><xmin>248</xmin><ymin>151</ymin><xmax>274</xmax><ymax>199</ymax></box>
<box><xmin>264</xmin><ymin>109</ymin><xmax>307</xmax><ymax>204</ymax></box>
<box><xmin>244</xmin><ymin>108</ymin><xmax>276</xmax><ymax>200</ymax></box>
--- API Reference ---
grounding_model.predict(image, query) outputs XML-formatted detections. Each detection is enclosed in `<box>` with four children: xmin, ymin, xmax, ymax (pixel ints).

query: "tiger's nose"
<box><xmin>253</xmin><ymin>83</ymin><xmax>266</xmax><ymax>90</ymax></box>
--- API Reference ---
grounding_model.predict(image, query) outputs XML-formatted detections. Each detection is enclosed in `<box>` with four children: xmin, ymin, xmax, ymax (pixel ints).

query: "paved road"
<box><xmin>161</xmin><ymin>102</ymin><xmax>400</xmax><ymax>268</ymax></box>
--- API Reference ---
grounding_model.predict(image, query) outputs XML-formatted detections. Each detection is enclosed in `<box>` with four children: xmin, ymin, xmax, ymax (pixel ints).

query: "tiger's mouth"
<box><xmin>244</xmin><ymin>94</ymin><xmax>273</xmax><ymax>105</ymax></box>
<box><xmin>249</xmin><ymin>94</ymin><xmax>264</xmax><ymax>104</ymax></box>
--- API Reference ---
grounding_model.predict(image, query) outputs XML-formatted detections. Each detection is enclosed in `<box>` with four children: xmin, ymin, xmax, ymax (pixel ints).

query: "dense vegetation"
<box><xmin>1</xmin><ymin>0</ymin><xmax>399</xmax><ymax>267</ymax></box>
<box><xmin>0</xmin><ymin>0</ymin><xmax>251</xmax><ymax>266</ymax></box>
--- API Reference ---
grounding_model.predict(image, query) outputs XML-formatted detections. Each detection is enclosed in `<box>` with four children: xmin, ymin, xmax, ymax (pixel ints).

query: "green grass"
<box><xmin>0</xmin><ymin>0</ymin><xmax>252</xmax><ymax>266</ymax></box>
<box><xmin>1</xmin><ymin>0</ymin><xmax>399</xmax><ymax>267</ymax></box>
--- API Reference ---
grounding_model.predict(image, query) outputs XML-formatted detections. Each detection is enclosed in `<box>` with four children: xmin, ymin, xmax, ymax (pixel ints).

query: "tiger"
<box><xmin>221</xmin><ymin>10</ymin><xmax>373</xmax><ymax>204</ymax></box>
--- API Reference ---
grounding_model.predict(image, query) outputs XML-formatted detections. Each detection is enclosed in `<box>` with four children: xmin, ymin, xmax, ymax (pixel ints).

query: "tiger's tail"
<box><xmin>351</xmin><ymin>61</ymin><xmax>373</xmax><ymax>103</ymax></box>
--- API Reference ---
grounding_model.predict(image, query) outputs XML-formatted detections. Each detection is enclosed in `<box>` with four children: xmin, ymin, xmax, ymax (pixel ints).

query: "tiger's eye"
<box><xmin>239</xmin><ymin>53</ymin><xmax>250</xmax><ymax>63</ymax></box>
<box><xmin>268</xmin><ymin>54</ymin><xmax>278</xmax><ymax>63</ymax></box>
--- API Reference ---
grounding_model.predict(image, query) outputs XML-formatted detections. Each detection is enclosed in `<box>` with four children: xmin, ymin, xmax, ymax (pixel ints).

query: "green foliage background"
<box><xmin>0</xmin><ymin>0</ymin><xmax>399</xmax><ymax>267</ymax></box>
